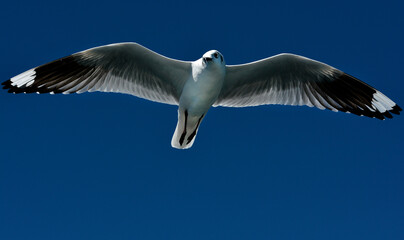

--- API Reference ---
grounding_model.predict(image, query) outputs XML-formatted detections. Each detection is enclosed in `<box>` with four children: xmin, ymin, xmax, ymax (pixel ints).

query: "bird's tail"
<box><xmin>171</xmin><ymin>109</ymin><xmax>205</xmax><ymax>149</ymax></box>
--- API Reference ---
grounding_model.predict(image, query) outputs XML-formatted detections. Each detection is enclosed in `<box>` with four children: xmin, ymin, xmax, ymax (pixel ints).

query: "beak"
<box><xmin>203</xmin><ymin>57</ymin><xmax>213</xmax><ymax>63</ymax></box>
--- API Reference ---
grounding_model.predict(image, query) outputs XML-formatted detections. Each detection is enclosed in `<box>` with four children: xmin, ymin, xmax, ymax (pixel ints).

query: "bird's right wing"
<box><xmin>3</xmin><ymin>43</ymin><xmax>192</xmax><ymax>105</ymax></box>
<box><xmin>215</xmin><ymin>54</ymin><xmax>401</xmax><ymax>120</ymax></box>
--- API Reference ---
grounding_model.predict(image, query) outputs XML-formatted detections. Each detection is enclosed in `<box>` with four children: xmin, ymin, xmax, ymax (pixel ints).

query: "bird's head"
<box><xmin>202</xmin><ymin>50</ymin><xmax>225</xmax><ymax>67</ymax></box>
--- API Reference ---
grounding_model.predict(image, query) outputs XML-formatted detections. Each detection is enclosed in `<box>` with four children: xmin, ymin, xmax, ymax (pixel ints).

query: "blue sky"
<box><xmin>0</xmin><ymin>0</ymin><xmax>403</xmax><ymax>239</ymax></box>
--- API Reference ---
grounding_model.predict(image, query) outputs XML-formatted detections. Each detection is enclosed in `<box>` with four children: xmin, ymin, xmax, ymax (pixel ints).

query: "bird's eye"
<box><xmin>214</xmin><ymin>53</ymin><xmax>218</xmax><ymax>58</ymax></box>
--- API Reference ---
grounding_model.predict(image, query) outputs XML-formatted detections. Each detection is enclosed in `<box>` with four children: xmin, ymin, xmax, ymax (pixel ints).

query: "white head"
<box><xmin>202</xmin><ymin>50</ymin><xmax>225</xmax><ymax>67</ymax></box>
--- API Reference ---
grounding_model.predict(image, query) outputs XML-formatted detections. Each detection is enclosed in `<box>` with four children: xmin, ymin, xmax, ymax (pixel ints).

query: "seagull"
<box><xmin>3</xmin><ymin>42</ymin><xmax>401</xmax><ymax>149</ymax></box>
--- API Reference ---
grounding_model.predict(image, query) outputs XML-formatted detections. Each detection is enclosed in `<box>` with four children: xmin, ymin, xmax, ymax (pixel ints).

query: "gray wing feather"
<box><xmin>215</xmin><ymin>54</ymin><xmax>401</xmax><ymax>120</ymax></box>
<box><xmin>3</xmin><ymin>43</ymin><xmax>191</xmax><ymax>105</ymax></box>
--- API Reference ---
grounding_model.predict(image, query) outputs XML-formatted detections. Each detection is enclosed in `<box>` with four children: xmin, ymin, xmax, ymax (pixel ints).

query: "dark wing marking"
<box><xmin>3</xmin><ymin>43</ymin><xmax>192</xmax><ymax>105</ymax></box>
<box><xmin>179</xmin><ymin>110</ymin><xmax>188</xmax><ymax>146</ymax></box>
<box><xmin>215</xmin><ymin>54</ymin><xmax>401</xmax><ymax>120</ymax></box>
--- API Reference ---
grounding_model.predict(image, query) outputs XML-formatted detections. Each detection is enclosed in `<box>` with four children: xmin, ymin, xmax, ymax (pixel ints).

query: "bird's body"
<box><xmin>3</xmin><ymin>42</ymin><xmax>401</xmax><ymax>149</ymax></box>
<box><xmin>180</xmin><ymin>53</ymin><xmax>226</xmax><ymax>115</ymax></box>
<box><xmin>173</xmin><ymin>51</ymin><xmax>226</xmax><ymax>148</ymax></box>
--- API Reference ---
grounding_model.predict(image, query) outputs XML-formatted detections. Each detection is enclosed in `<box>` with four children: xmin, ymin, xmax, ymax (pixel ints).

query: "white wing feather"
<box><xmin>215</xmin><ymin>54</ymin><xmax>401</xmax><ymax>120</ymax></box>
<box><xmin>4</xmin><ymin>43</ymin><xmax>191</xmax><ymax>105</ymax></box>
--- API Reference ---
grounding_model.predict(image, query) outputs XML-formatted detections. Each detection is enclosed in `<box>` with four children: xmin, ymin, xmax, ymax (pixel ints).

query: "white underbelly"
<box><xmin>179</xmin><ymin>75</ymin><xmax>223</xmax><ymax>114</ymax></box>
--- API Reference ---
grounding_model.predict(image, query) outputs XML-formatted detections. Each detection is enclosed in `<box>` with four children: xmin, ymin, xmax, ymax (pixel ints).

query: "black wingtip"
<box><xmin>390</xmin><ymin>105</ymin><xmax>402</xmax><ymax>115</ymax></box>
<box><xmin>2</xmin><ymin>79</ymin><xmax>19</xmax><ymax>93</ymax></box>
<box><xmin>373</xmin><ymin>105</ymin><xmax>401</xmax><ymax>120</ymax></box>
<box><xmin>383</xmin><ymin>111</ymin><xmax>393</xmax><ymax>119</ymax></box>
<box><xmin>374</xmin><ymin>114</ymin><xmax>385</xmax><ymax>120</ymax></box>
<box><xmin>2</xmin><ymin>79</ymin><xmax>24</xmax><ymax>94</ymax></box>
<box><xmin>2</xmin><ymin>79</ymin><xmax>12</xmax><ymax>89</ymax></box>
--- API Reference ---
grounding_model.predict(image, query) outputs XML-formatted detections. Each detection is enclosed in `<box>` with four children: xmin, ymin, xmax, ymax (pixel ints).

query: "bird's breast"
<box><xmin>179</xmin><ymin>66</ymin><xmax>225</xmax><ymax>114</ymax></box>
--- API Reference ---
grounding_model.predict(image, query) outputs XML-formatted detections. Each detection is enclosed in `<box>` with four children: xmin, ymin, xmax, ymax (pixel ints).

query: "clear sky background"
<box><xmin>0</xmin><ymin>1</ymin><xmax>403</xmax><ymax>239</ymax></box>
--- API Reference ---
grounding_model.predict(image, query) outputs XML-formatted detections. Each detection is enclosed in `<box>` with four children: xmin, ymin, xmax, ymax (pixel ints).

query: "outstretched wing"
<box><xmin>215</xmin><ymin>54</ymin><xmax>401</xmax><ymax>120</ymax></box>
<box><xmin>3</xmin><ymin>43</ymin><xmax>191</xmax><ymax>105</ymax></box>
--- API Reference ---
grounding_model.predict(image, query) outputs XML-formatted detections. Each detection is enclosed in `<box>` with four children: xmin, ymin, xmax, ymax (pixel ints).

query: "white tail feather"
<box><xmin>171</xmin><ymin>109</ymin><xmax>205</xmax><ymax>149</ymax></box>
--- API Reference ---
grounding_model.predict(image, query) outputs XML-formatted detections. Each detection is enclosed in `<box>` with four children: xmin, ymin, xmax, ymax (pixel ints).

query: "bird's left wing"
<box><xmin>3</xmin><ymin>43</ymin><xmax>191</xmax><ymax>105</ymax></box>
<box><xmin>215</xmin><ymin>54</ymin><xmax>401</xmax><ymax>120</ymax></box>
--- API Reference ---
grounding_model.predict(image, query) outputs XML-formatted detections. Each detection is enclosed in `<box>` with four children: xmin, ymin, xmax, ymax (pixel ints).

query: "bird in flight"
<box><xmin>3</xmin><ymin>43</ymin><xmax>401</xmax><ymax>149</ymax></box>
